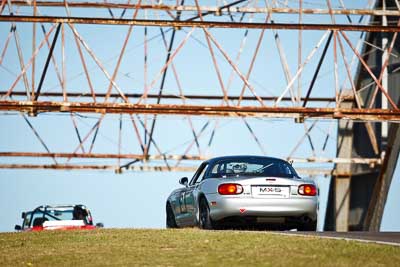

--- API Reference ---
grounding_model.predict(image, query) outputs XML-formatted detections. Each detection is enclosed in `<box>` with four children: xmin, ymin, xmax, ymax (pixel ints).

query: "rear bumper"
<box><xmin>207</xmin><ymin>195</ymin><xmax>317</xmax><ymax>221</ymax></box>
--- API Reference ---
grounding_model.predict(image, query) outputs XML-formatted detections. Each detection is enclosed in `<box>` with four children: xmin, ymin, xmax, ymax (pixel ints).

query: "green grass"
<box><xmin>0</xmin><ymin>229</ymin><xmax>399</xmax><ymax>266</ymax></box>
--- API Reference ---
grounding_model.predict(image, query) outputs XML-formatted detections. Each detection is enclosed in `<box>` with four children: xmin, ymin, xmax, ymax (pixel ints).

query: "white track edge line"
<box><xmin>272</xmin><ymin>232</ymin><xmax>400</xmax><ymax>247</ymax></box>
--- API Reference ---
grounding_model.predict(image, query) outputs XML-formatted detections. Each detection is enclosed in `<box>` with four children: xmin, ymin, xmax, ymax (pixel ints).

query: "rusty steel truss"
<box><xmin>0</xmin><ymin>0</ymin><xmax>399</xmax><ymax>173</ymax></box>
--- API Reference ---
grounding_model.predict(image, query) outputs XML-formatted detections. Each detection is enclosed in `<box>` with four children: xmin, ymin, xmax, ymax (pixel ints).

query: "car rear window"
<box><xmin>208</xmin><ymin>158</ymin><xmax>298</xmax><ymax>178</ymax></box>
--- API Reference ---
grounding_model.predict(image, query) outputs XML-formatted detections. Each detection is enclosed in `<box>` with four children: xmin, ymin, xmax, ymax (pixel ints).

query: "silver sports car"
<box><xmin>166</xmin><ymin>156</ymin><xmax>318</xmax><ymax>230</ymax></box>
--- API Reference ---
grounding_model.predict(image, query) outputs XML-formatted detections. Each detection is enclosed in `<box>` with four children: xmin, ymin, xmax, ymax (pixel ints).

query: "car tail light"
<box><xmin>218</xmin><ymin>183</ymin><xmax>243</xmax><ymax>195</ymax></box>
<box><xmin>298</xmin><ymin>184</ymin><xmax>317</xmax><ymax>196</ymax></box>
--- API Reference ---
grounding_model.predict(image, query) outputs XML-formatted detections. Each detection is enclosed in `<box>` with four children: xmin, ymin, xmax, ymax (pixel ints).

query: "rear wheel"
<box><xmin>198</xmin><ymin>198</ymin><xmax>214</xmax><ymax>230</ymax></box>
<box><xmin>166</xmin><ymin>203</ymin><xmax>178</xmax><ymax>228</ymax></box>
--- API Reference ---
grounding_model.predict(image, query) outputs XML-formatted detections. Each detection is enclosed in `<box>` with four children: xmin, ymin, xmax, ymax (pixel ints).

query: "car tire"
<box><xmin>198</xmin><ymin>198</ymin><xmax>214</xmax><ymax>230</ymax></box>
<box><xmin>166</xmin><ymin>203</ymin><xmax>178</xmax><ymax>228</ymax></box>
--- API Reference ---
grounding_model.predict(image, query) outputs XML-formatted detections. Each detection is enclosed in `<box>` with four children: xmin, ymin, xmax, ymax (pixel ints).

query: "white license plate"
<box><xmin>252</xmin><ymin>186</ymin><xmax>289</xmax><ymax>198</ymax></box>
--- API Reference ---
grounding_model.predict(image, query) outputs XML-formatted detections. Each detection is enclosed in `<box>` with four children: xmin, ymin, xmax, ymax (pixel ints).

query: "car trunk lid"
<box><xmin>223</xmin><ymin>176</ymin><xmax>301</xmax><ymax>199</ymax></box>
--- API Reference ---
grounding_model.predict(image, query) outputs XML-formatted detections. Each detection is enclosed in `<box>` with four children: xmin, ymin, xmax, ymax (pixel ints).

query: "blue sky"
<box><xmin>1</xmin><ymin>0</ymin><xmax>399</xmax><ymax>232</ymax></box>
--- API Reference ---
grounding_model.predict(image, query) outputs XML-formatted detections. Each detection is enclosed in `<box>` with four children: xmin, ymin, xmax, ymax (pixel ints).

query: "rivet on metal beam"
<box><xmin>295</xmin><ymin>116</ymin><xmax>305</xmax><ymax>123</ymax></box>
<box><xmin>60</xmin><ymin>104</ymin><xmax>70</xmax><ymax>112</ymax></box>
<box><xmin>27</xmin><ymin>108</ymin><xmax>37</xmax><ymax>117</ymax></box>
<box><xmin>369</xmin><ymin>162</ymin><xmax>376</xmax><ymax>168</ymax></box>
<box><xmin>333</xmin><ymin>111</ymin><xmax>343</xmax><ymax>119</ymax></box>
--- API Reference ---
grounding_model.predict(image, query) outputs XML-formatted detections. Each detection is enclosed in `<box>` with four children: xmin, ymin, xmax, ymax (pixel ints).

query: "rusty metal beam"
<box><xmin>0</xmin><ymin>151</ymin><xmax>381</xmax><ymax>165</ymax></box>
<box><xmin>1</xmin><ymin>100</ymin><xmax>400</xmax><ymax>121</ymax></box>
<box><xmin>8</xmin><ymin>1</ymin><xmax>400</xmax><ymax>17</ymax></box>
<box><xmin>288</xmin><ymin>157</ymin><xmax>381</xmax><ymax>165</ymax></box>
<box><xmin>1</xmin><ymin>91</ymin><xmax>345</xmax><ymax>102</ymax></box>
<box><xmin>0</xmin><ymin>163</ymin><xmax>370</xmax><ymax>176</ymax></box>
<box><xmin>303</xmin><ymin>31</ymin><xmax>333</xmax><ymax>107</ymax></box>
<box><xmin>1</xmin><ymin>15</ymin><xmax>400</xmax><ymax>32</ymax></box>
<box><xmin>365</xmin><ymin>123</ymin><xmax>400</xmax><ymax>231</ymax></box>
<box><xmin>35</xmin><ymin>23</ymin><xmax>61</xmax><ymax>101</ymax></box>
<box><xmin>0</xmin><ymin>164</ymin><xmax>117</xmax><ymax>170</ymax></box>
<box><xmin>0</xmin><ymin>152</ymin><xmax>204</xmax><ymax>160</ymax></box>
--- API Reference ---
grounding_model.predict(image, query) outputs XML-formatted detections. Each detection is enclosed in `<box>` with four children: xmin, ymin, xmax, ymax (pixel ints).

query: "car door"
<box><xmin>176</xmin><ymin>162</ymin><xmax>208</xmax><ymax>226</ymax></box>
<box><xmin>182</xmin><ymin>163</ymin><xmax>209</xmax><ymax>226</ymax></box>
<box><xmin>169</xmin><ymin>184</ymin><xmax>190</xmax><ymax>226</ymax></box>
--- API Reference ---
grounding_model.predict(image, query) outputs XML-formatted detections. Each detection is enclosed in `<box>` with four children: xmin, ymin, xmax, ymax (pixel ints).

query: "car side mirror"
<box><xmin>179</xmin><ymin>177</ymin><xmax>189</xmax><ymax>186</ymax></box>
<box><xmin>21</xmin><ymin>212</ymin><xmax>25</xmax><ymax>219</ymax></box>
<box><xmin>15</xmin><ymin>225</ymin><xmax>22</xmax><ymax>231</ymax></box>
<box><xmin>96</xmin><ymin>222</ymin><xmax>104</xmax><ymax>228</ymax></box>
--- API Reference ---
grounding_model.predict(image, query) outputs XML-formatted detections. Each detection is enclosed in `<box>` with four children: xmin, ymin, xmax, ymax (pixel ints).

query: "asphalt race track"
<box><xmin>282</xmin><ymin>231</ymin><xmax>400</xmax><ymax>246</ymax></box>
